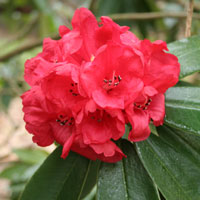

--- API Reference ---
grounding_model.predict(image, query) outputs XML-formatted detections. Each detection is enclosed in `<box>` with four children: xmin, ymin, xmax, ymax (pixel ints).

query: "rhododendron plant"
<box><xmin>21</xmin><ymin>7</ymin><xmax>180</xmax><ymax>163</ymax></box>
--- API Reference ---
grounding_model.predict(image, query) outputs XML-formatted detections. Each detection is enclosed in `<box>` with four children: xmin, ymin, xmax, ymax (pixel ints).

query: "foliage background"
<box><xmin>0</xmin><ymin>0</ymin><xmax>200</xmax><ymax>199</ymax></box>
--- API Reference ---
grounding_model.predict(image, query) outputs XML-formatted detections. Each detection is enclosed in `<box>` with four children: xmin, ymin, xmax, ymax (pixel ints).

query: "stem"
<box><xmin>1</xmin><ymin>11</ymin><xmax>200</xmax><ymax>61</ymax></box>
<box><xmin>89</xmin><ymin>0</ymin><xmax>97</xmax><ymax>12</ymax></box>
<box><xmin>0</xmin><ymin>34</ymin><xmax>60</xmax><ymax>62</ymax></box>
<box><xmin>178</xmin><ymin>0</ymin><xmax>200</xmax><ymax>10</ymax></box>
<box><xmin>109</xmin><ymin>11</ymin><xmax>200</xmax><ymax>20</ymax></box>
<box><xmin>185</xmin><ymin>0</ymin><xmax>194</xmax><ymax>37</ymax></box>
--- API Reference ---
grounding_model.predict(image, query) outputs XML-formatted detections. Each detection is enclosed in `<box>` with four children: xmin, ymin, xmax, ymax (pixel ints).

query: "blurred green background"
<box><xmin>0</xmin><ymin>0</ymin><xmax>200</xmax><ymax>199</ymax></box>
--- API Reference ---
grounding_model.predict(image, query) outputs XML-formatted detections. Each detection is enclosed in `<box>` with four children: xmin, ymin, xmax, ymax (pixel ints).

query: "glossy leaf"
<box><xmin>97</xmin><ymin>139</ymin><xmax>160</xmax><ymax>200</ymax></box>
<box><xmin>83</xmin><ymin>186</ymin><xmax>97</xmax><ymax>200</ymax></box>
<box><xmin>20</xmin><ymin>146</ymin><xmax>99</xmax><ymax>200</ymax></box>
<box><xmin>174</xmin><ymin>129</ymin><xmax>200</xmax><ymax>153</ymax></box>
<box><xmin>165</xmin><ymin>86</ymin><xmax>200</xmax><ymax>137</ymax></box>
<box><xmin>136</xmin><ymin>126</ymin><xmax>200</xmax><ymax>200</ymax></box>
<box><xmin>168</xmin><ymin>35</ymin><xmax>200</xmax><ymax>78</ymax></box>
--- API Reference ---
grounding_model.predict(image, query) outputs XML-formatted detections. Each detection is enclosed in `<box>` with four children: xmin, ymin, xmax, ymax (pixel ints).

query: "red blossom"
<box><xmin>79</xmin><ymin>43</ymin><xmax>144</xmax><ymax>109</ymax></box>
<box><xmin>22</xmin><ymin>7</ymin><xmax>180</xmax><ymax>163</ymax></box>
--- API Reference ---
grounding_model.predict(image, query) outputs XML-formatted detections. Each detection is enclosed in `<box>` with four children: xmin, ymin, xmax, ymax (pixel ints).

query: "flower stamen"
<box><xmin>134</xmin><ymin>98</ymin><xmax>152</xmax><ymax>110</ymax></box>
<box><xmin>103</xmin><ymin>73</ymin><xmax>122</xmax><ymax>91</ymax></box>
<box><xmin>90</xmin><ymin>55</ymin><xmax>95</xmax><ymax>62</ymax></box>
<box><xmin>69</xmin><ymin>82</ymin><xmax>79</xmax><ymax>97</ymax></box>
<box><xmin>56</xmin><ymin>115</ymin><xmax>74</xmax><ymax>126</ymax></box>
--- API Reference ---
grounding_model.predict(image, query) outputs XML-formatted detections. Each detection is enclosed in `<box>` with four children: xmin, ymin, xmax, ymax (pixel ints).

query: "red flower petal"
<box><xmin>141</xmin><ymin>40</ymin><xmax>180</xmax><ymax>93</ymax></box>
<box><xmin>71</xmin><ymin>139</ymin><xmax>125</xmax><ymax>163</ymax></box>
<box><xmin>59</xmin><ymin>25</ymin><xmax>70</xmax><ymax>37</ymax></box>
<box><xmin>148</xmin><ymin>93</ymin><xmax>165</xmax><ymax>126</ymax></box>
<box><xmin>126</xmin><ymin>105</ymin><xmax>151</xmax><ymax>142</ymax></box>
<box><xmin>61</xmin><ymin>134</ymin><xmax>75</xmax><ymax>158</ymax></box>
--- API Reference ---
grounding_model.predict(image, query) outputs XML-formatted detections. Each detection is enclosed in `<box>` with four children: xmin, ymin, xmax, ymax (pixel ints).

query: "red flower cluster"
<box><xmin>22</xmin><ymin>8</ymin><xmax>180</xmax><ymax>163</ymax></box>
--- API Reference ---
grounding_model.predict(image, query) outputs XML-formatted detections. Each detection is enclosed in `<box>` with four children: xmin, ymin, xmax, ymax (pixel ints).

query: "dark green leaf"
<box><xmin>20</xmin><ymin>146</ymin><xmax>99</xmax><ymax>200</ymax></box>
<box><xmin>136</xmin><ymin>126</ymin><xmax>200</xmax><ymax>200</ymax></box>
<box><xmin>82</xmin><ymin>186</ymin><xmax>96</xmax><ymax>200</ymax></box>
<box><xmin>13</xmin><ymin>148</ymin><xmax>48</xmax><ymax>164</ymax></box>
<box><xmin>149</xmin><ymin>123</ymin><xmax>159</xmax><ymax>136</ymax></box>
<box><xmin>97</xmin><ymin>139</ymin><xmax>160</xmax><ymax>200</ymax></box>
<box><xmin>58</xmin><ymin>158</ymin><xmax>99</xmax><ymax>200</ymax></box>
<box><xmin>174</xmin><ymin>129</ymin><xmax>200</xmax><ymax>153</ymax></box>
<box><xmin>77</xmin><ymin>161</ymin><xmax>99</xmax><ymax>199</ymax></box>
<box><xmin>168</xmin><ymin>35</ymin><xmax>200</xmax><ymax>78</ymax></box>
<box><xmin>165</xmin><ymin>86</ymin><xmax>200</xmax><ymax>137</ymax></box>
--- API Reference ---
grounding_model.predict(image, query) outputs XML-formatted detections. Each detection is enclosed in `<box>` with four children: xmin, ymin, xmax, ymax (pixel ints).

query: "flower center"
<box><xmin>90</xmin><ymin>55</ymin><xmax>95</xmax><ymax>62</ymax></box>
<box><xmin>89</xmin><ymin>110</ymin><xmax>109</xmax><ymax>123</ymax></box>
<box><xmin>69</xmin><ymin>82</ymin><xmax>79</xmax><ymax>96</ymax></box>
<box><xmin>134</xmin><ymin>98</ymin><xmax>152</xmax><ymax>110</ymax></box>
<box><xmin>91</xmin><ymin>115</ymin><xmax>102</xmax><ymax>123</ymax></box>
<box><xmin>103</xmin><ymin>71</ymin><xmax>122</xmax><ymax>91</ymax></box>
<box><xmin>56</xmin><ymin>115</ymin><xmax>74</xmax><ymax>126</ymax></box>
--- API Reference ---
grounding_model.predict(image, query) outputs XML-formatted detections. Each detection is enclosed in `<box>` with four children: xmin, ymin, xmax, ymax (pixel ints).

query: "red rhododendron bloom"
<box><xmin>22</xmin><ymin>7</ymin><xmax>180</xmax><ymax>163</ymax></box>
<box><xmin>80</xmin><ymin>42</ymin><xmax>144</xmax><ymax>109</ymax></box>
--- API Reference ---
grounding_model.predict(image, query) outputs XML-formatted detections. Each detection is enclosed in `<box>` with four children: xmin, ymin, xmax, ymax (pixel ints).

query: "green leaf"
<box><xmin>122</xmin><ymin>124</ymin><xmax>131</xmax><ymax>139</ymax></box>
<box><xmin>168</xmin><ymin>35</ymin><xmax>200</xmax><ymax>78</ymax></box>
<box><xmin>10</xmin><ymin>182</ymin><xmax>26</xmax><ymax>200</ymax></box>
<box><xmin>82</xmin><ymin>186</ymin><xmax>97</xmax><ymax>200</ymax></box>
<box><xmin>0</xmin><ymin>163</ymin><xmax>31</xmax><ymax>182</ymax></box>
<box><xmin>175</xmin><ymin>81</ymin><xmax>194</xmax><ymax>87</ymax></box>
<box><xmin>174</xmin><ymin>129</ymin><xmax>200</xmax><ymax>153</ymax></box>
<box><xmin>20</xmin><ymin>146</ymin><xmax>99</xmax><ymax>200</ymax></box>
<box><xmin>149</xmin><ymin>123</ymin><xmax>159</xmax><ymax>136</ymax></box>
<box><xmin>136</xmin><ymin>126</ymin><xmax>200</xmax><ymax>200</ymax></box>
<box><xmin>13</xmin><ymin>148</ymin><xmax>48</xmax><ymax>165</ymax></box>
<box><xmin>165</xmin><ymin>86</ymin><xmax>200</xmax><ymax>137</ymax></box>
<box><xmin>0</xmin><ymin>164</ymin><xmax>39</xmax><ymax>200</ymax></box>
<box><xmin>97</xmin><ymin>139</ymin><xmax>160</xmax><ymax>200</ymax></box>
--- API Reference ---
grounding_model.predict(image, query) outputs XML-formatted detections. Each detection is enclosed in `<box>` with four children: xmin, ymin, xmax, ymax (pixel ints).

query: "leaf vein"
<box><xmin>54</xmin><ymin>157</ymin><xmax>78</xmax><ymax>200</ymax></box>
<box><xmin>121</xmin><ymin>158</ymin><xmax>129</xmax><ymax>200</ymax></box>
<box><xmin>145</xmin><ymin>141</ymin><xmax>192</xmax><ymax>200</ymax></box>
<box><xmin>77</xmin><ymin>160</ymin><xmax>92</xmax><ymax>200</ymax></box>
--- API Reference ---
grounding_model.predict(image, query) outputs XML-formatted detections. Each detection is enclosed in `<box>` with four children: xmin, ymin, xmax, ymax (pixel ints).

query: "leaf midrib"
<box><xmin>143</xmin><ymin>141</ymin><xmax>192</xmax><ymax>200</ymax></box>
<box><xmin>121</xmin><ymin>158</ymin><xmax>129</xmax><ymax>200</ymax></box>
<box><xmin>164</xmin><ymin>119</ymin><xmax>200</xmax><ymax>136</ymax></box>
<box><xmin>165</xmin><ymin>102</ymin><xmax>200</xmax><ymax>110</ymax></box>
<box><xmin>77</xmin><ymin>160</ymin><xmax>92</xmax><ymax>200</ymax></box>
<box><xmin>174</xmin><ymin>47</ymin><xmax>200</xmax><ymax>59</ymax></box>
<box><xmin>54</xmin><ymin>157</ymin><xmax>79</xmax><ymax>200</ymax></box>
